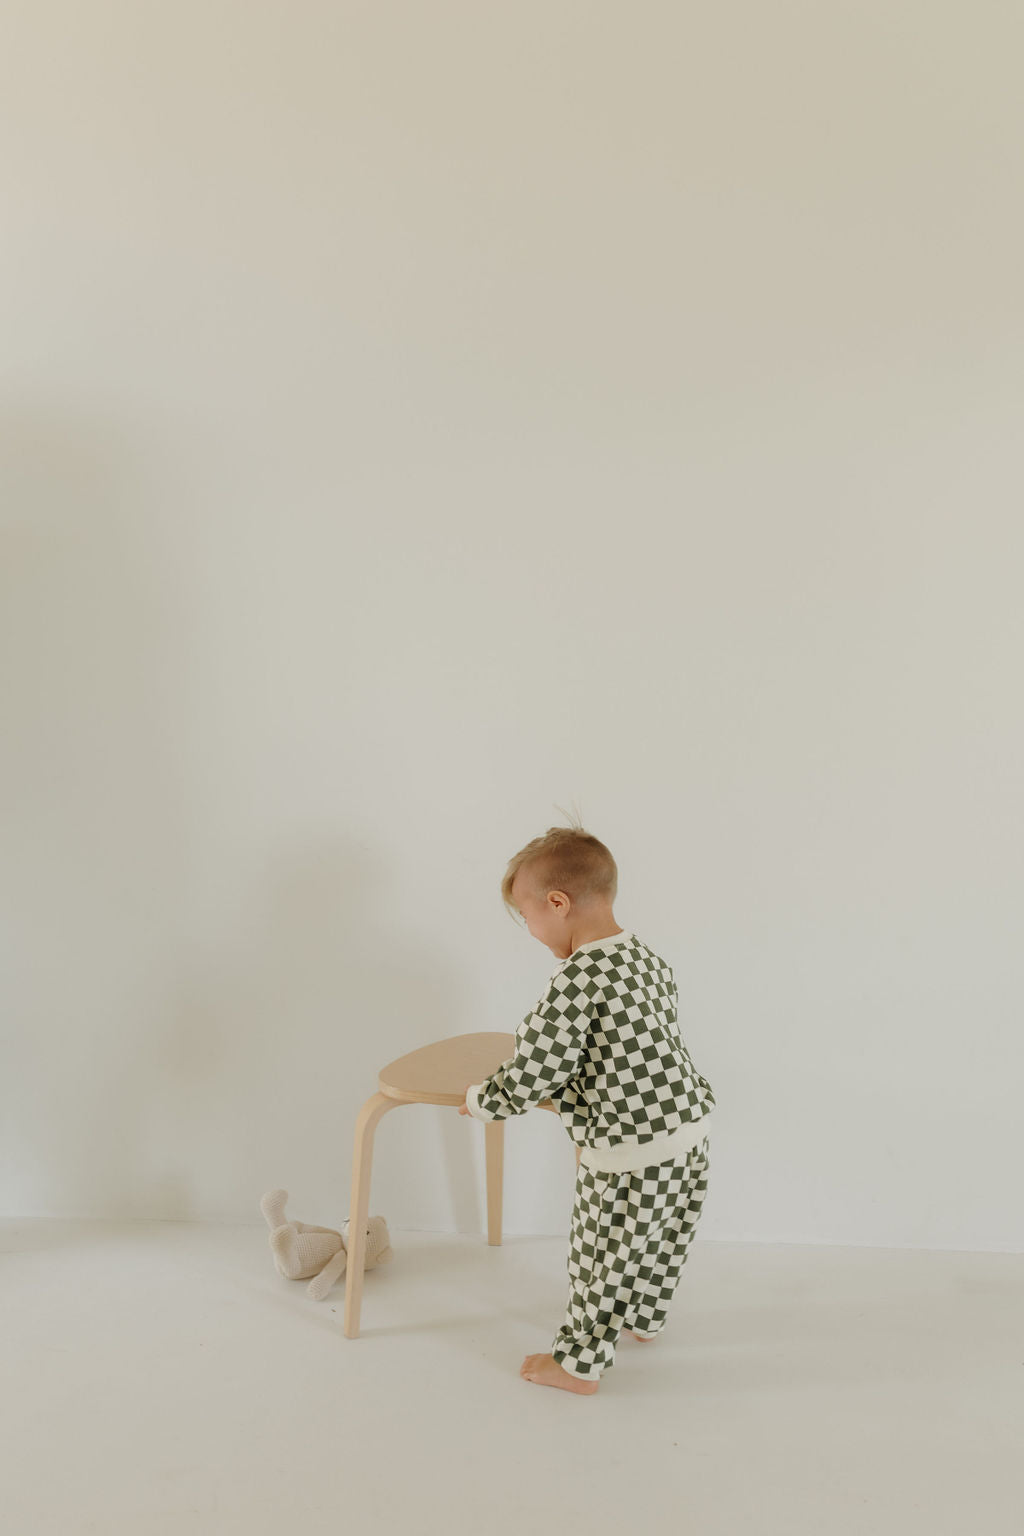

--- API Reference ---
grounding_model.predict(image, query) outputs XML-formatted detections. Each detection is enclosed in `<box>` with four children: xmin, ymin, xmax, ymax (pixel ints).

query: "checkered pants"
<box><xmin>550</xmin><ymin>1136</ymin><xmax>710</xmax><ymax>1380</ymax></box>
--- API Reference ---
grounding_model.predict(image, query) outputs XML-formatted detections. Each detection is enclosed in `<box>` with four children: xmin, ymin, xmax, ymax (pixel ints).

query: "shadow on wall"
<box><xmin>1</xmin><ymin>408</ymin><xmax>535</xmax><ymax>1234</ymax></box>
<box><xmin>147</xmin><ymin>835</ymin><xmax>510</xmax><ymax>1235</ymax></box>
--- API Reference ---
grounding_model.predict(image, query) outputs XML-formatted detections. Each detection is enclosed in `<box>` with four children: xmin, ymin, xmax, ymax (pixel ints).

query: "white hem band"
<box><xmin>577</xmin><ymin>1114</ymin><xmax>712</xmax><ymax>1173</ymax></box>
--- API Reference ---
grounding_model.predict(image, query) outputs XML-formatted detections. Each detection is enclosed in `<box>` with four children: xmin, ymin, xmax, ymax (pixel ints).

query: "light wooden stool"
<box><xmin>343</xmin><ymin>1031</ymin><xmax>581</xmax><ymax>1338</ymax></box>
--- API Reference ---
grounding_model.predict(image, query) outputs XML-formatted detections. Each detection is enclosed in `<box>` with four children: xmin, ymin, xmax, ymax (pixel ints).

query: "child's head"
<box><xmin>502</xmin><ymin>822</ymin><xmax>619</xmax><ymax>959</ymax></box>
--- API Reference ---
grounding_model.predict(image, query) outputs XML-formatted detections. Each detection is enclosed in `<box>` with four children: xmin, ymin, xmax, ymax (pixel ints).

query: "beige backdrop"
<box><xmin>2</xmin><ymin>1</ymin><xmax>1020</xmax><ymax>1248</ymax></box>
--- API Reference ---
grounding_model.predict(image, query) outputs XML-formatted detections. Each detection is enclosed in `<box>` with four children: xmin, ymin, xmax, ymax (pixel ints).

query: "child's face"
<box><xmin>511</xmin><ymin>874</ymin><xmax>571</xmax><ymax>958</ymax></box>
<box><xmin>511</xmin><ymin>870</ymin><xmax>623</xmax><ymax>961</ymax></box>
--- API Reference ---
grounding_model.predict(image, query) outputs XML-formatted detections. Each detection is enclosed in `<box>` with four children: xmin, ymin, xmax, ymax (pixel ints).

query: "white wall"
<box><xmin>2</xmin><ymin>1</ymin><xmax>1021</xmax><ymax>1249</ymax></box>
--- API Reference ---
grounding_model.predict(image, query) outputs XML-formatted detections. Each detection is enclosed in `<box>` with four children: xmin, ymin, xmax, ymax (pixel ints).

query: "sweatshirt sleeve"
<box><xmin>464</xmin><ymin>963</ymin><xmax>595</xmax><ymax>1122</ymax></box>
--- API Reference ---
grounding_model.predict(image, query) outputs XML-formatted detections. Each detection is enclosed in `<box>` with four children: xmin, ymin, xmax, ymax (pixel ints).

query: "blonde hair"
<box><xmin>501</xmin><ymin>805</ymin><xmax>618</xmax><ymax>925</ymax></box>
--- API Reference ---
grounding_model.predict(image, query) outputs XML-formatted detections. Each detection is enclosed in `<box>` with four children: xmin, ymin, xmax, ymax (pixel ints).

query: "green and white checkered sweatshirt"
<box><xmin>465</xmin><ymin>929</ymin><xmax>715</xmax><ymax>1173</ymax></box>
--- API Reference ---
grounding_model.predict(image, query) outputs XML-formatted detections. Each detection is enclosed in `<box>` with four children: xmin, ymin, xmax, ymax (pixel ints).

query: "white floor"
<box><xmin>1</xmin><ymin>1218</ymin><xmax>1020</xmax><ymax>1535</ymax></box>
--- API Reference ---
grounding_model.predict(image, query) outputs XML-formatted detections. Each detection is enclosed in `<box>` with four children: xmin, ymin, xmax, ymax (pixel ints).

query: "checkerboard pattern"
<box><xmin>470</xmin><ymin>932</ymin><xmax>716</xmax><ymax>1149</ymax></box>
<box><xmin>551</xmin><ymin>1135</ymin><xmax>711</xmax><ymax>1380</ymax></box>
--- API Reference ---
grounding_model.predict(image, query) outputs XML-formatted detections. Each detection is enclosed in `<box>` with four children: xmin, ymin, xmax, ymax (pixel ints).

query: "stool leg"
<box><xmin>344</xmin><ymin>1091</ymin><xmax>404</xmax><ymax>1339</ymax></box>
<box><xmin>484</xmin><ymin>1120</ymin><xmax>504</xmax><ymax>1245</ymax></box>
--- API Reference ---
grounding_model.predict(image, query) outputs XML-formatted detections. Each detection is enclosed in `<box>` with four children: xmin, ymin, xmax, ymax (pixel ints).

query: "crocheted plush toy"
<box><xmin>260</xmin><ymin>1188</ymin><xmax>393</xmax><ymax>1301</ymax></box>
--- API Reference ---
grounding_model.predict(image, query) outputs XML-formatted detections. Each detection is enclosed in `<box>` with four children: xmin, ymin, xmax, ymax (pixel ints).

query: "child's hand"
<box><xmin>458</xmin><ymin>1084</ymin><xmax>472</xmax><ymax>1116</ymax></box>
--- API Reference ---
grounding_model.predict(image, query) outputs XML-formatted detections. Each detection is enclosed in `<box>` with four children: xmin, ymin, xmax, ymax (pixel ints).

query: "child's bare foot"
<box><xmin>520</xmin><ymin>1352</ymin><xmax>599</xmax><ymax>1395</ymax></box>
<box><xmin>626</xmin><ymin>1330</ymin><xmax>657</xmax><ymax>1341</ymax></box>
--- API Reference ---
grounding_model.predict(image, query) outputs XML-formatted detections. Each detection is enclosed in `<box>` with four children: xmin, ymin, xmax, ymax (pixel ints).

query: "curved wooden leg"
<box><xmin>484</xmin><ymin>1120</ymin><xmax>504</xmax><ymax>1245</ymax></box>
<box><xmin>344</xmin><ymin>1091</ymin><xmax>406</xmax><ymax>1339</ymax></box>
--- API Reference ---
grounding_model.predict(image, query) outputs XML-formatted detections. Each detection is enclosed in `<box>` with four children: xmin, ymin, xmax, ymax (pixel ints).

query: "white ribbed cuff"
<box><xmin>465</xmin><ymin>1083</ymin><xmax>498</xmax><ymax>1122</ymax></box>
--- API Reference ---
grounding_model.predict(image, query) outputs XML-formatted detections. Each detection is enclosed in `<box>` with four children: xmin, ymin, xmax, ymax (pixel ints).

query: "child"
<box><xmin>459</xmin><ymin>824</ymin><xmax>715</xmax><ymax>1395</ymax></box>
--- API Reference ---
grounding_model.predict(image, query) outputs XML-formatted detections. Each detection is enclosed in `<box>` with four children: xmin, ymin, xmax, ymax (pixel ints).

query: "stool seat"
<box><xmin>379</xmin><ymin>1031</ymin><xmax>516</xmax><ymax>1105</ymax></box>
<box><xmin>343</xmin><ymin>1030</ymin><xmax>569</xmax><ymax>1339</ymax></box>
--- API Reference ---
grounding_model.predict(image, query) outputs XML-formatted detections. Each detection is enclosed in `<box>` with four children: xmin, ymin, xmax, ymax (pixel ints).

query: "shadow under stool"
<box><xmin>343</xmin><ymin>1031</ymin><xmax>581</xmax><ymax>1339</ymax></box>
